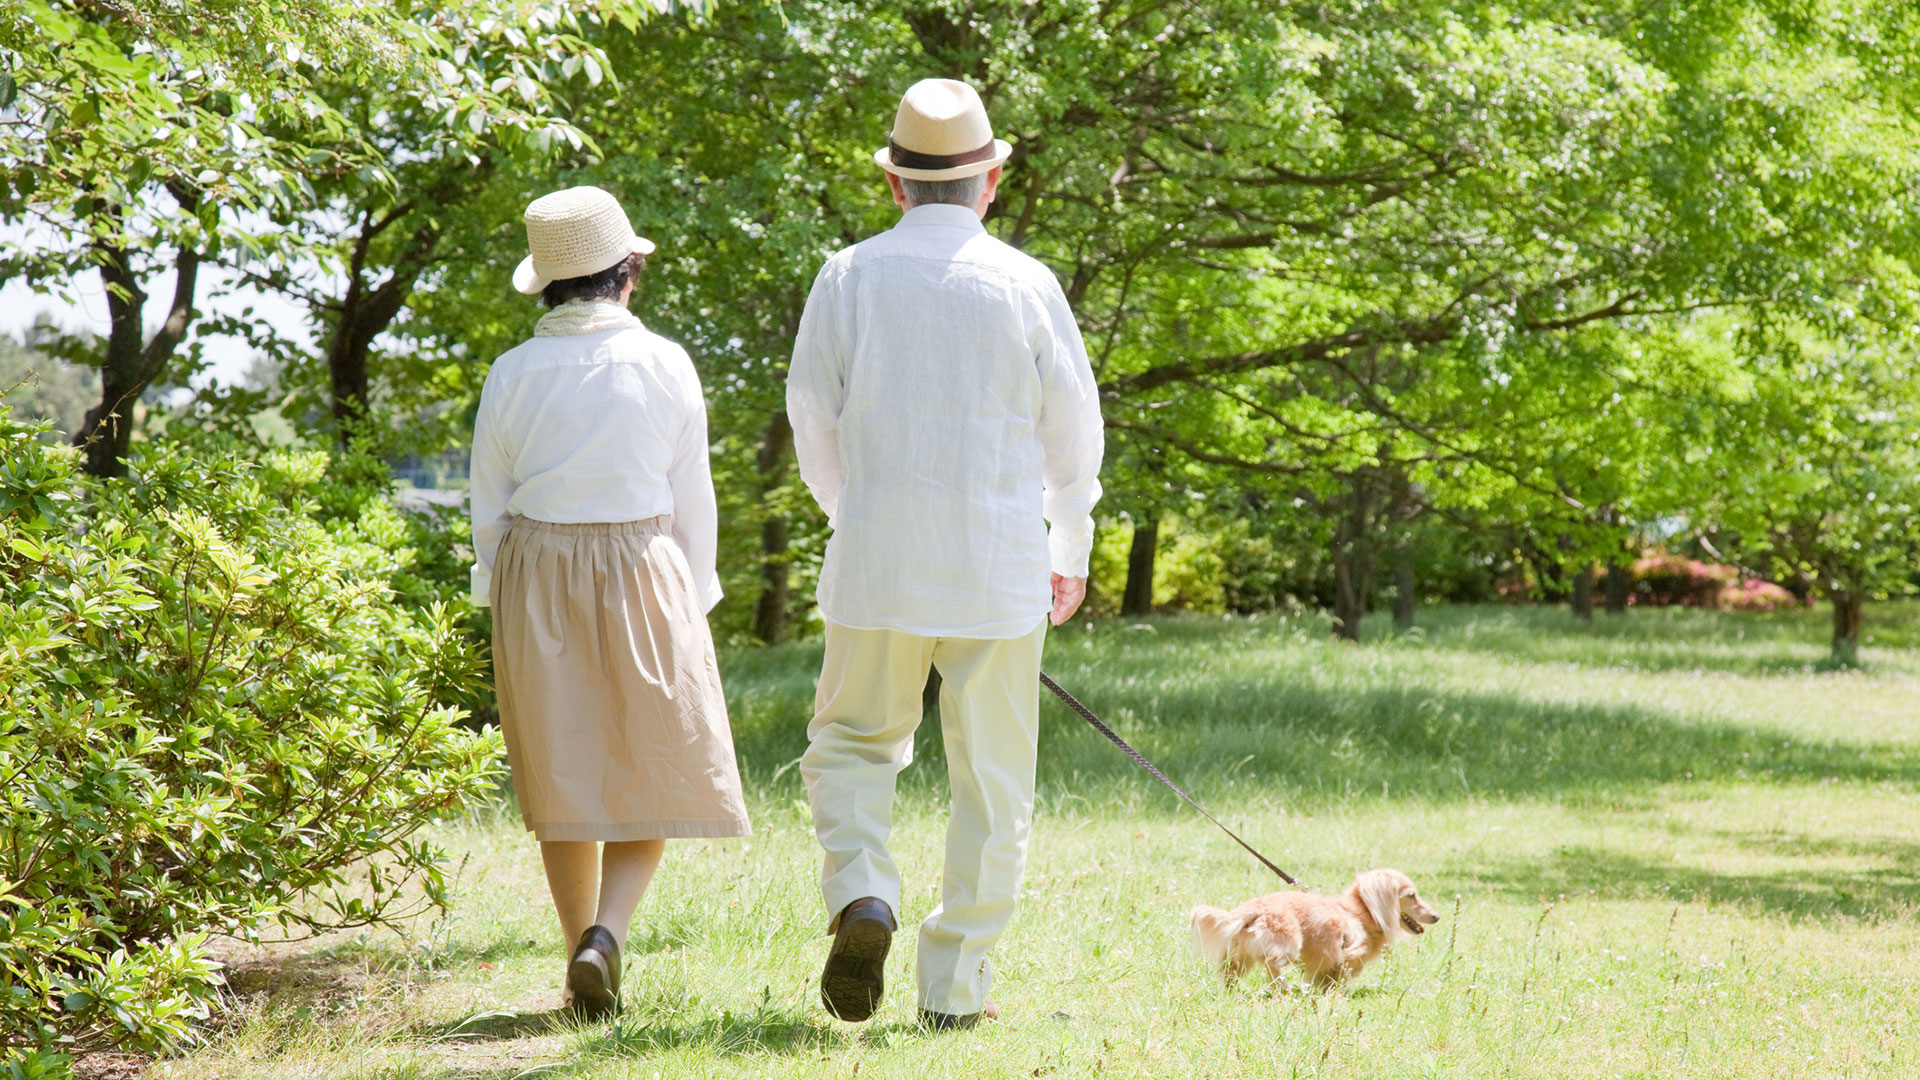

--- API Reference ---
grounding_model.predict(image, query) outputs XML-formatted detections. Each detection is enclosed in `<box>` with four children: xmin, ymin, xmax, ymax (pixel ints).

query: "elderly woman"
<box><xmin>469</xmin><ymin>187</ymin><xmax>750</xmax><ymax>1018</ymax></box>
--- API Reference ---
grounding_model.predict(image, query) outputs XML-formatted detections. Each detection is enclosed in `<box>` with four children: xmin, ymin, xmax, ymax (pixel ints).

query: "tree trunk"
<box><xmin>1571</xmin><ymin>564</ymin><xmax>1596</xmax><ymax>621</ymax></box>
<box><xmin>75</xmin><ymin>225</ymin><xmax>201</xmax><ymax>478</ymax></box>
<box><xmin>1389</xmin><ymin>471</ymin><xmax>1416</xmax><ymax>631</ymax></box>
<box><xmin>1331</xmin><ymin>545</ymin><xmax>1364</xmax><ymax>640</ymax></box>
<box><xmin>1331</xmin><ymin>534</ymin><xmax>1371</xmax><ymax>640</ymax></box>
<box><xmin>1604</xmin><ymin>560</ymin><xmax>1629</xmax><ymax>614</ymax></box>
<box><xmin>751</xmin><ymin>411</ymin><xmax>794</xmax><ymax>643</ymax></box>
<box><xmin>322</xmin><ymin>162</ymin><xmax>494</xmax><ymax>442</ymax></box>
<box><xmin>1392</xmin><ymin>553</ymin><xmax>1415</xmax><ymax>631</ymax></box>
<box><xmin>76</xmin><ymin>241</ymin><xmax>148</xmax><ymax>479</ymax></box>
<box><xmin>326</xmin><ymin>210</ymin><xmax>447</xmax><ymax>441</ymax></box>
<box><xmin>328</xmin><ymin>320</ymin><xmax>371</xmax><ymax>432</ymax></box>
<box><xmin>1122</xmin><ymin>520</ymin><xmax>1158</xmax><ymax>617</ymax></box>
<box><xmin>1831</xmin><ymin>589</ymin><xmax>1864</xmax><ymax>664</ymax></box>
<box><xmin>1330</xmin><ymin>478</ymin><xmax>1375</xmax><ymax>641</ymax></box>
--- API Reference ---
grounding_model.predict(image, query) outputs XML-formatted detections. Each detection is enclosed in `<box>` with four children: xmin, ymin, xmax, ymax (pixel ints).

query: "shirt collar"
<box><xmin>898</xmin><ymin>203</ymin><xmax>987</xmax><ymax>232</ymax></box>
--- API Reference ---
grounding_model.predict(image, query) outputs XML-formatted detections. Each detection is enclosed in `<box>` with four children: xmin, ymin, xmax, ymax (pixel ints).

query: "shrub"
<box><xmin>0</xmin><ymin>411</ymin><xmax>502</xmax><ymax>1071</ymax></box>
<box><xmin>1087</xmin><ymin>515</ymin><xmax>1233</xmax><ymax>616</ymax></box>
<box><xmin>1152</xmin><ymin>516</ymin><xmax>1229</xmax><ymax>614</ymax></box>
<box><xmin>1631</xmin><ymin>554</ymin><xmax>1737</xmax><ymax>607</ymax></box>
<box><xmin>1719</xmin><ymin>576</ymin><xmax>1798</xmax><ymax>613</ymax></box>
<box><xmin>1628</xmin><ymin>553</ymin><xmax>1799</xmax><ymax>612</ymax></box>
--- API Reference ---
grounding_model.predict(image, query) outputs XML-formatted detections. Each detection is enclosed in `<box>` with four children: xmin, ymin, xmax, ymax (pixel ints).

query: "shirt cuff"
<box><xmin>1048</xmin><ymin>518</ymin><xmax>1094</xmax><ymax>578</ymax></box>
<box><xmin>470</xmin><ymin>565</ymin><xmax>492</xmax><ymax>608</ymax></box>
<box><xmin>700</xmin><ymin>577</ymin><xmax>724</xmax><ymax>614</ymax></box>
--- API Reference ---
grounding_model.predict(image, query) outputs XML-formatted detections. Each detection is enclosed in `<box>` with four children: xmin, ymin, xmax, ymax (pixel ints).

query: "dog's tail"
<box><xmin>1189</xmin><ymin>904</ymin><xmax>1241</xmax><ymax>966</ymax></box>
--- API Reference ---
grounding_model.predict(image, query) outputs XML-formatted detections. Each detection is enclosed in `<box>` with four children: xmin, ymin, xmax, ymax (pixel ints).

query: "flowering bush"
<box><xmin>0</xmin><ymin>411</ymin><xmax>502</xmax><ymax>1073</ymax></box>
<box><xmin>1719</xmin><ymin>576</ymin><xmax>1797</xmax><ymax>612</ymax></box>
<box><xmin>1629</xmin><ymin>553</ymin><xmax>1798</xmax><ymax>612</ymax></box>
<box><xmin>1631</xmin><ymin>554</ymin><xmax>1737</xmax><ymax>607</ymax></box>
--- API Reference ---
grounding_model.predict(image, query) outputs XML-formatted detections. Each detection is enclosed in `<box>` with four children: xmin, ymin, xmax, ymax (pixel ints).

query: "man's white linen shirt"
<box><xmin>787</xmin><ymin>202</ymin><xmax>1105</xmax><ymax>639</ymax></box>
<box><xmin>468</xmin><ymin>321</ymin><xmax>722</xmax><ymax>612</ymax></box>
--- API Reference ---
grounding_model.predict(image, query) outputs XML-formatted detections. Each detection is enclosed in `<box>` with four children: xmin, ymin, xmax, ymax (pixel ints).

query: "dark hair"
<box><xmin>541</xmin><ymin>251</ymin><xmax>647</xmax><ymax>308</ymax></box>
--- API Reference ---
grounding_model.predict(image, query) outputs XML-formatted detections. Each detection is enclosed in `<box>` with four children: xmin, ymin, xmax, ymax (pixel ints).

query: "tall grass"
<box><xmin>149</xmin><ymin>604</ymin><xmax>1920</xmax><ymax>1080</ymax></box>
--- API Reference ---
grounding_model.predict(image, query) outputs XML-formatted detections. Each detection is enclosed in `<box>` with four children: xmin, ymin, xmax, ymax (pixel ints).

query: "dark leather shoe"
<box><xmin>920</xmin><ymin>1000</ymin><xmax>997</xmax><ymax>1032</ymax></box>
<box><xmin>820</xmin><ymin>897</ymin><xmax>895</xmax><ymax>1021</ymax></box>
<box><xmin>567</xmin><ymin>925</ymin><xmax>621</xmax><ymax>1020</ymax></box>
<box><xmin>919</xmin><ymin>1009</ymin><xmax>980</xmax><ymax>1031</ymax></box>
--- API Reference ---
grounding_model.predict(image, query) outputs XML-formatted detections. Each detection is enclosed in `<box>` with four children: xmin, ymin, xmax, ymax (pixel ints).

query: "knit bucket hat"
<box><xmin>873</xmin><ymin>78</ymin><xmax>1013</xmax><ymax>182</ymax></box>
<box><xmin>512</xmin><ymin>187</ymin><xmax>656</xmax><ymax>295</ymax></box>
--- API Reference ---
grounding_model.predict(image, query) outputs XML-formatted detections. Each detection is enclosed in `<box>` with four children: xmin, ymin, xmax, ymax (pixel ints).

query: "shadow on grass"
<box><xmin>579</xmin><ymin>998</ymin><xmax>839</xmax><ymax>1058</ymax></box>
<box><xmin>1472</xmin><ymin>841</ymin><xmax>1920</xmax><ymax>921</ymax></box>
<box><xmin>381</xmin><ymin>1004</ymin><xmax>923</xmax><ymax>1075</ymax></box>
<box><xmin>1053</xmin><ymin>678</ymin><xmax>1914</xmax><ymax>803</ymax></box>
<box><xmin>356</xmin><ymin>1063</ymin><xmax>571</xmax><ymax>1080</ymax></box>
<box><xmin>416</xmin><ymin>1006</ymin><xmax>574</xmax><ymax>1043</ymax></box>
<box><xmin>220</xmin><ymin>946</ymin><xmax>374</xmax><ymax>1006</ymax></box>
<box><xmin>720</xmin><ymin>620</ymin><xmax>1918</xmax><ymax>811</ymax></box>
<box><xmin>718</xmin><ymin>611</ymin><xmax>1920</xmax><ymax>810</ymax></box>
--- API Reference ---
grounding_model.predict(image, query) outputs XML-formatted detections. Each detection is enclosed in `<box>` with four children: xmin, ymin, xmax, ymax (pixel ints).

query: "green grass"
<box><xmin>147</xmin><ymin>604</ymin><xmax>1920</xmax><ymax>1080</ymax></box>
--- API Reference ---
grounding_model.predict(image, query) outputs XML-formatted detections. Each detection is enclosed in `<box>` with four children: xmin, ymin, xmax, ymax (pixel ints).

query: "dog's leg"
<box><xmin>1305</xmin><ymin>942</ymin><xmax>1346</xmax><ymax>991</ymax></box>
<box><xmin>1259</xmin><ymin>937</ymin><xmax>1300</xmax><ymax>987</ymax></box>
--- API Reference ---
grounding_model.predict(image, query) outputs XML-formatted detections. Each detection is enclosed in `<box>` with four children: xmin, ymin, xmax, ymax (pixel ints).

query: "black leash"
<box><xmin>1039</xmin><ymin>671</ymin><xmax>1300</xmax><ymax>888</ymax></box>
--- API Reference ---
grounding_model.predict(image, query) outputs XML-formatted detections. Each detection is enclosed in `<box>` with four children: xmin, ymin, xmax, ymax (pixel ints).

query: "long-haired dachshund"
<box><xmin>1190</xmin><ymin>868</ymin><xmax>1439</xmax><ymax>989</ymax></box>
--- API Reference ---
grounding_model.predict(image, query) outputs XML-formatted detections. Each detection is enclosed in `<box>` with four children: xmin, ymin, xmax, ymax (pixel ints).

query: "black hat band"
<box><xmin>888</xmin><ymin>136</ymin><xmax>1000</xmax><ymax>172</ymax></box>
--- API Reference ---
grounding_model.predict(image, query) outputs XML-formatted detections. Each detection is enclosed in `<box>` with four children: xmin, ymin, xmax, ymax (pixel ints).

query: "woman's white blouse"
<box><xmin>468</xmin><ymin>323</ymin><xmax>721</xmax><ymax>612</ymax></box>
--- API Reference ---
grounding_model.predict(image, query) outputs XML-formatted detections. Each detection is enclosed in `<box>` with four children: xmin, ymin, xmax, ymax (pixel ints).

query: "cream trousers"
<box><xmin>801</xmin><ymin>619</ymin><xmax>1046</xmax><ymax>1016</ymax></box>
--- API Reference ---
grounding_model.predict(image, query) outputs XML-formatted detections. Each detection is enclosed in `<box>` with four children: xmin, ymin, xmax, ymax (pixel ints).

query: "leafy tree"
<box><xmin>206</xmin><ymin>2</ymin><xmax>677</xmax><ymax>448</ymax></box>
<box><xmin>0</xmin><ymin>0</ymin><xmax>659</xmax><ymax>472</ymax></box>
<box><xmin>1696</xmin><ymin>339</ymin><xmax>1920</xmax><ymax>663</ymax></box>
<box><xmin>1045</xmin><ymin>0</ymin><xmax>1920</xmax><ymax>638</ymax></box>
<box><xmin>1</xmin><ymin>0</ymin><xmax>400</xmax><ymax>474</ymax></box>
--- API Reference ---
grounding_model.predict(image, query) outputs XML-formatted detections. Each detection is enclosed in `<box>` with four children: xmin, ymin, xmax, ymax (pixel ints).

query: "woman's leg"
<box><xmin>595</xmin><ymin>839</ymin><xmax>667</xmax><ymax>949</ymax></box>
<box><xmin>540</xmin><ymin>840</ymin><xmax>601</xmax><ymax>956</ymax></box>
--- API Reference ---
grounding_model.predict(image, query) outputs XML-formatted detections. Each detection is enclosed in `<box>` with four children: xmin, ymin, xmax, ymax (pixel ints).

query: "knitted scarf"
<box><xmin>534</xmin><ymin>298</ymin><xmax>643</xmax><ymax>337</ymax></box>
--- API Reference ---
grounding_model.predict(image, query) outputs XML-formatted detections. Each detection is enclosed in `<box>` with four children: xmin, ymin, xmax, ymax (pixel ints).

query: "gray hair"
<box><xmin>899</xmin><ymin>171</ymin><xmax>989</xmax><ymax>209</ymax></box>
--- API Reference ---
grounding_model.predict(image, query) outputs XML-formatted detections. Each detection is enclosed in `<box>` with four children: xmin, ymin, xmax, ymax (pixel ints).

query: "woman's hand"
<box><xmin>1049</xmin><ymin>573</ymin><xmax>1087</xmax><ymax>626</ymax></box>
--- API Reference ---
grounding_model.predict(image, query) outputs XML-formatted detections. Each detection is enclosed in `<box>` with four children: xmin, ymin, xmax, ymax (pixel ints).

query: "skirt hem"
<box><xmin>525</xmin><ymin>817</ymin><xmax>753</xmax><ymax>843</ymax></box>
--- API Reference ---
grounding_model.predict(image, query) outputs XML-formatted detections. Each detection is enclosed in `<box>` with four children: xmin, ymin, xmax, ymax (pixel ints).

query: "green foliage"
<box><xmin>1701</xmin><ymin>341</ymin><xmax>1920</xmax><ymax>597</ymax></box>
<box><xmin>15</xmin><ymin>0</ymin><xmax>1920</xmax><ymax>642</ymax></box>
<box><xmin>460</xmin><ymin>0</ymin><xmax>1915</xmax><ymax>641</ymax></box>
<box><xmin>0</xmin><ymin>408</ymin><xmax>503</xmax><ymax>1061</ymax></box>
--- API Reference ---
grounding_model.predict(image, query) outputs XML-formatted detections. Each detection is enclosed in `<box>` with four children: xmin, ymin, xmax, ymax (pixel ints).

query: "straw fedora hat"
<box><xmin>512</xmin><ymin>187</ymin><xmax>656</xmax><ymax>295</ymax></box>
<box><xmin>872</xmin><ymin>78</ymin><xmax>1013</xmax><ymax>182</ymax></box>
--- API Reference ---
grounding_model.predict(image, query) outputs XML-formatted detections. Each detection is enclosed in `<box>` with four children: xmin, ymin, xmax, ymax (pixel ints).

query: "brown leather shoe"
<box><xmin>820</xmin><ymin>897</ymin><xmax>895</xmax><ymax>1022</ymax></box>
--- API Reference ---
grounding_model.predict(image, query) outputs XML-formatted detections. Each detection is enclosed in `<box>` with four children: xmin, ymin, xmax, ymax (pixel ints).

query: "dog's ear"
<box><xmin>1353</xmin><ymin>869</ymin><xmax>1405</xmax><ymax>939</ymax></box>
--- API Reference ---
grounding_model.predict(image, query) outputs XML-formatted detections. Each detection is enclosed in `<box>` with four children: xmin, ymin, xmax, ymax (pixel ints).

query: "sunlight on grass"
<box><xmin>148</xmin><ymin>605</ymin><xmax>1919</xmax><ymax>1080</ymax></box>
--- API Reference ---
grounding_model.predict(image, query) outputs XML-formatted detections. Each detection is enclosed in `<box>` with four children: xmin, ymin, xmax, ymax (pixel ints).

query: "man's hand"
<box><xmin>1049</xmin><ymin>573</ymin><xmax>1087</xmax><ymax>626</ymax></box>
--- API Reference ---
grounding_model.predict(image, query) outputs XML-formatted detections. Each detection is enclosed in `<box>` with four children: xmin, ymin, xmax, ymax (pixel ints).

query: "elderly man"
<box><xmin>787</xmin><ymin>78</ymin><xmax>1105</xmax><ymax>1030</ymax></box>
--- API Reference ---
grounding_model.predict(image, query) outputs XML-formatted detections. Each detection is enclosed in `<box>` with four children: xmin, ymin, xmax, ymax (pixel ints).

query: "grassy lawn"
<box><xmin>146</xmin><ymin>604</ymin><xmax>1920</xmax><ymax>1079</ymax></box>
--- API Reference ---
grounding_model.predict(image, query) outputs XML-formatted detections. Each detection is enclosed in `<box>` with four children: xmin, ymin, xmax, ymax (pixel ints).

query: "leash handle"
<box><xmin>1039</xmin><ymin>671</ymin><xmax>1300</xmax><ymax>888</ymax></box>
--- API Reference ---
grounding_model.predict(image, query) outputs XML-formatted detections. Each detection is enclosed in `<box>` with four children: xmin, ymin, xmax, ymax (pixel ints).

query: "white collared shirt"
<box><xmin>468</xmin><ymin>320</ymin><xmax>721</xmax><ymax>611</ymax></box>
<box><xmin>788</xmin><ymin>202</ymin><xmax>1105</xmax><ymax>638</ymax></box>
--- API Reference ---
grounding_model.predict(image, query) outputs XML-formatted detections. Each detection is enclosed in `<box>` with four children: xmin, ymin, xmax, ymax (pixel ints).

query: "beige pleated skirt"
<box><xmin>492</xmin><ymin>516</ymin><xmax>751</xmax><ymax>842</ymax></box>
